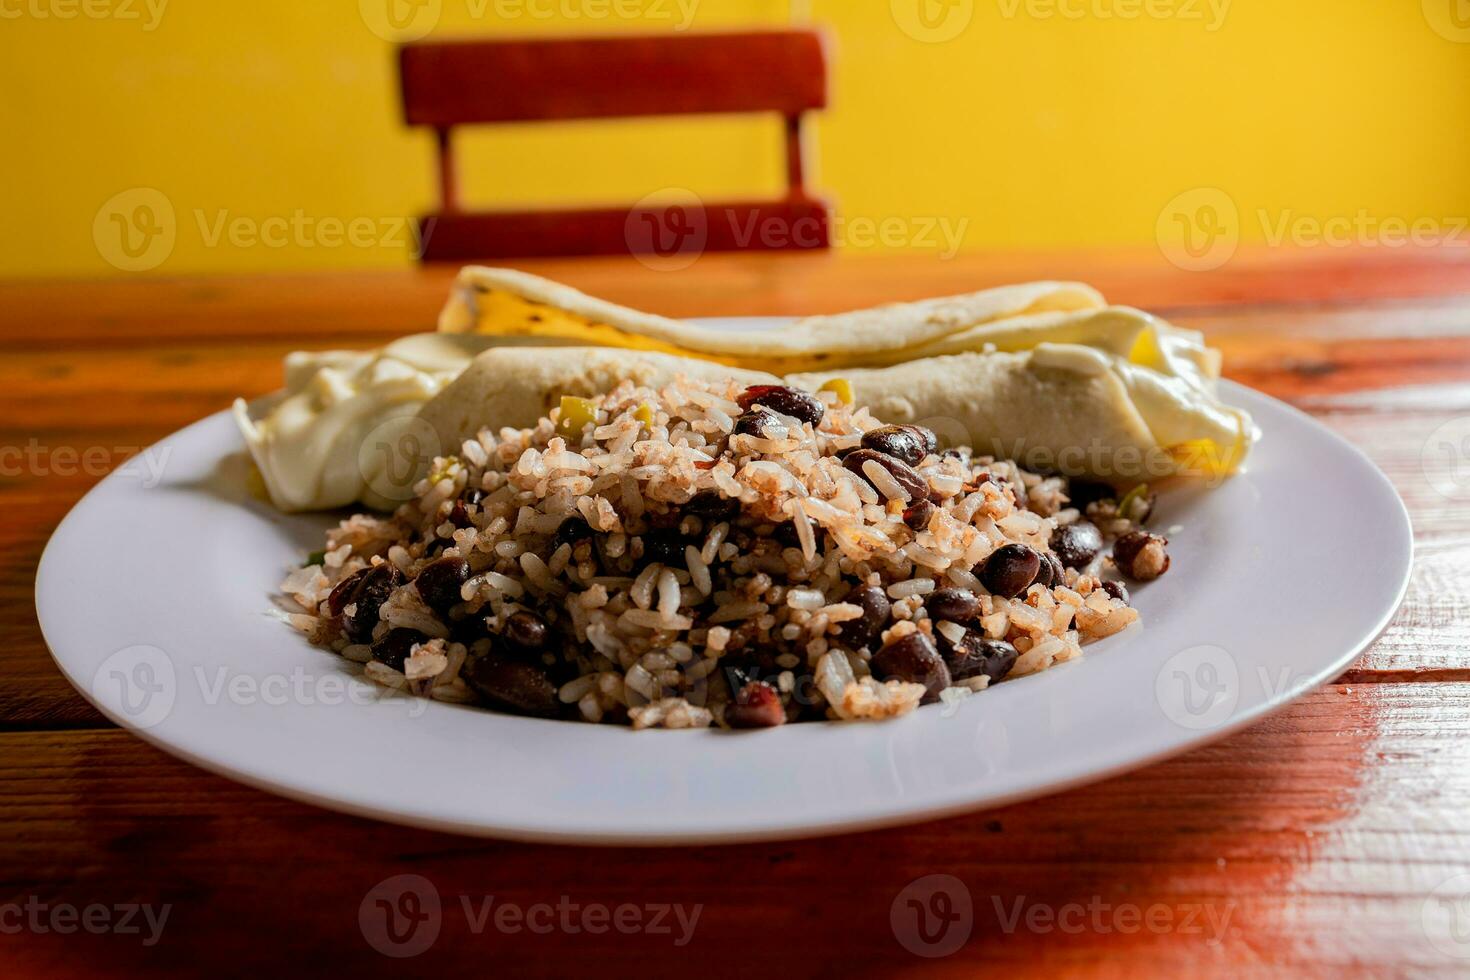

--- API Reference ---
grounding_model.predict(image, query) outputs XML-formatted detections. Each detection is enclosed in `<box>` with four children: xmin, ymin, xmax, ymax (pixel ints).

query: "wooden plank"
<box><xmin>1</xmin><ymin>683</ymin><xmax>1468</xmax><ymax>974</ymax></box>
<box><xmin>5</xmin><ymin>245</ymin><xmax>1470</xmax><ymax>349</ymax></box>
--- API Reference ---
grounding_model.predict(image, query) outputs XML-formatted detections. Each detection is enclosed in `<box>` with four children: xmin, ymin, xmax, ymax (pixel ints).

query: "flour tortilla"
<box><xmin>421</xmin><ymin>344</ymin><xmax>1253</xmax><ymax>483</ymax></box>
<box><xmin>418</xmin><ymin>346</ymin><xmax>779</xmax><ymax>454</ymax></box>
<box><xmin>791</xmin><ymin>346</ymin><xmax>1254</xmax><ymax>479</ymax></box>
<box><xmin>438</xmin><ymin>266</ymin><xmax>1106</xmax><ymax>367</ymax></box>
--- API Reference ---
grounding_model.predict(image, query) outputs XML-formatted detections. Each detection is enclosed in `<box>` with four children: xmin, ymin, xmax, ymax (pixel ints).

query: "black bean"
<box><xmin>551</xmin><ymin>516</ymin><xmax>594</xmax><ymax>553</ymax></box>
<box><xmin>1034</xmin><ymin>551</ymin><xmax>1066</xmax><ymax>590</ymax></box>
<box><xmin>688</xmin><ymin>489</ymin><xmax>740</xmax><ymax>522</ymax></box>
<box><xmin>336</xmin><ymin>564</ymin><xmax>403</xmax><ymax>643</ymax></box>
<box><xmin>843</xmin><ymin>449</ymin><xmax>929</xmax><ymax>501</ymax></box>
<box><xmin>465</xmin><ymin>653</ymin><xmax>559</xmax><ymax>718</ymax></box>
<box><xmin>861</xmin><ymin>425</ymin><xmax>926</xmax><ymax>467</ymax></box>
<box><xmin>325</xmin><ymin>567</ymin><xmax>370</xmax><ymax>617</ymax></box>
<box><xmin>1114</xmin><ymin>531</ymin><xmax>1170</xmax><ymax>581</ymax></box>
<box><xmin>943</xmin><ymin>632</ymin><xmax>1019</xmax><ymax>683</ymax></box>
<box><xmin>449</xmin><ymin>612</ymin><xmax>491</xmax><ymax>647</ymax></box>
<box><xmin>503</xmin><ymin>610</ymin><xmax>548</xmax><ymax>650</ymax></box>
<box><xmin>726</xmin><ymin>681</ymin><xmax>786</xmax><ymax>729</ymax></box>
<box><xmin>905</xmin><ymin>425</ymin><xmax>938</xmax><ymax>456</ymax></box>
<box><xmin>836</xmin><ymin>584</ymin><xmax>891</xmax><ymax>650</ymax></box>
<box><xmin>415</xmin><ymin>556</ymin><xmax>470</xmax><ymax>614</ymax></box>
<box><xmin>902</xmin><ymin>499</ymin><xmax>936</xmax><ymax>532</ymax></box>
<box><xmin>733</xmin><ymin>406</ymin><xmax>779</xmax><ymax>438</ymax></box>
<box><xmin>927</xmin><ymin>588</ymin><xmax>980</xmax><ymax>624</ymax></box>
<box><xmin>981</xmin><ymin>543</ymin><xmax>1040</xmax><ymax>598</ymax></box>
<box><xmin>447</xmin><ymin>488</ymin><xmax>485</xmax><ymax>529</ymax></box>
<box><xmin>870</xmin><ymin>632</ymin><xmax>951</xmax><ymax>704</ymax></box>
<box><xmin>1065</xmin><ymin>479</ymin><xmax>1116</xmax><ymax>511</ymax></box>
<box><xmin>736</xmin><ymin>385</ymin><xmax>825</xmax><ymax>426</ymax></box>
<box><xmin>371</xmin><ymin>628</ymin><xmax>425</xmax><ymax>672</ymax></box>
<box><xmin>1051</xmin><ymin>522</ymin><xmax>1103</xmax><ymax>569</ymax></box>
<box><xmin>640</xmin><ymin>529</ymin><xmax>687</xmax><ymax>565</ymax></box>
<box><xmin>1100</xmin><ymin>580</ymin><xmax>1130</xmax><ymax>604</ymax></box>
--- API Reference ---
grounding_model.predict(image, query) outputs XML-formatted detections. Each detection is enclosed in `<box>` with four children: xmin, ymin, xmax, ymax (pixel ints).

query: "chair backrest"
<box><xmin>397</xmin><ymin>30</ymin><xmax>832</xmax><ymax>261</ymax></box>
<box><xmin>400</xmin><ymin>30</ymin><xmax>828</xmax><ymax>126</ymax></box>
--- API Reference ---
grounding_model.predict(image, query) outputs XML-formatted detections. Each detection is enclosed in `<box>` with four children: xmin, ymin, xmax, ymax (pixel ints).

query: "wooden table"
<box><xmin>5</xmin><ymin>246</ymin><xmax>1470</xmax><ymax>975</ymax></box>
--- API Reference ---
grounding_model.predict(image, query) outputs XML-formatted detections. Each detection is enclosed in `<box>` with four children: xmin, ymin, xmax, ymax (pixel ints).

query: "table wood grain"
<box><xmin>4</xmin><ymin>246</ymin><xmax>1469</xmax><ymax>976</ymax></box>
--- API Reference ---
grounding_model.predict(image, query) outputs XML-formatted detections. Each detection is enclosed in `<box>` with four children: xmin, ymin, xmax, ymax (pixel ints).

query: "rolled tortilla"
<box><xmin>418</xmin><ymin>346</ymin><xmax>780</xmax><ymax>456</ymax></box>
<box><xmin>437</xmin><ymin>266</ymin><xmax>1106</xmax><ymax>371</ymax></box>
<box><xmin>421</xmin><ymin>344</ymin><xmax>1254</xmax><ymax>485</ymax></box>
<box><xmin>790</xmin><ymin>346</ymin><xmax>1256</xmax><ymax>480</ymax></box>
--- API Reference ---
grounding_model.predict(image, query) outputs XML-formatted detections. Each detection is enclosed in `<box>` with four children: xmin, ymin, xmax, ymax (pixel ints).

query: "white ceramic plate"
<box><xmin>36</xmin><ymin>319</ymin><xmax>1412</xmax><ymax>845</ymax></box>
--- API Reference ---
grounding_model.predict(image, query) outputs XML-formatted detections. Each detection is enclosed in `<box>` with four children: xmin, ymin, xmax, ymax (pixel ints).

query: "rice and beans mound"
<box><xmin>280</xmin><ymin>379</ymin><xmax>1167</xmax><ymax>729</ymax></box>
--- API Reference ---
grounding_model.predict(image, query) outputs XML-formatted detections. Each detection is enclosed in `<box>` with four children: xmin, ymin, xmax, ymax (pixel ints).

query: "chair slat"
<box><xmin>400</xmin><ymin>30</ymin><xmax>828</xmax><ymax>126</ymax></box>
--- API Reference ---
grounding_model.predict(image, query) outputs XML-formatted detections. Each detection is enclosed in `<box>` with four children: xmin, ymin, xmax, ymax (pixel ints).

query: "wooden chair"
<box><xmin>398</xmin><ymin>30</ymin><xmax>832</xmax><ymax>262</ymax></box>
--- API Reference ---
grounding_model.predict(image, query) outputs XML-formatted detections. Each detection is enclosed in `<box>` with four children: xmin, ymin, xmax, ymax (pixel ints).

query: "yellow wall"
<box><xmin>3</xmin><ymin>0</ymin><xmax>1468</xmax><ymax>276</ymax></box>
